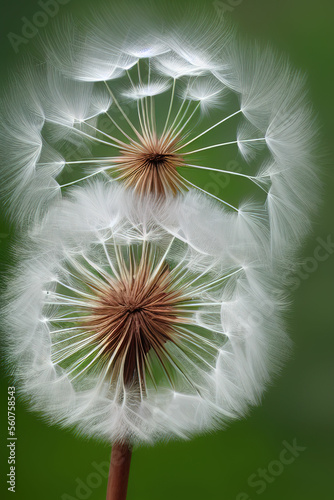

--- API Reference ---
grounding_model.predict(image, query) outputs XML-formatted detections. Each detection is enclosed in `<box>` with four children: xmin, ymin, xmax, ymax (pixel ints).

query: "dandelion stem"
<box><xmin>106</xmin><ymin>442</ymin><xmax>132</xmax><ymax>500</ymax></box>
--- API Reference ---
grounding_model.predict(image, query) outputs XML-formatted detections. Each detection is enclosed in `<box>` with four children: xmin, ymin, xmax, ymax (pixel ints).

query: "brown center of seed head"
<box><xmin>113</xmin><ymin>134</ymin><xmax>187</xmax><ymax>197</ymax></box>
<box><xmin>82</xmin><ymin>248</ymin><xmax>188</xmax><ymax>388</ymax></box>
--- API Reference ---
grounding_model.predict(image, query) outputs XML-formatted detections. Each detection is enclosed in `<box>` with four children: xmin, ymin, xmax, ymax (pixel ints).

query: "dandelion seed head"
<box><xmin>0</xmin><ymin>4</ymin><xmax>319</xmax><ymax>259</ymax></box>
<box><xmin>3</xmin><ymin>182</ymin><xmax>290</xmax><ymax>443</ymax></box>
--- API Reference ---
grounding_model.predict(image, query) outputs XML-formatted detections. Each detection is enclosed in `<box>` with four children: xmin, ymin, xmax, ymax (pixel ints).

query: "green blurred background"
<box><xmin>0</xmin><ymin>0</ymin><xmax>333</xmax><ymax>499</ymax></box>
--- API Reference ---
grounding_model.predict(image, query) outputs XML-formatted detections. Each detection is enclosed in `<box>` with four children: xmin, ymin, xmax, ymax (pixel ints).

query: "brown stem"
<box><xmin>106</xmin><ymin>442</ymin><xmax>132</xmax><ymax>500</ymax></box>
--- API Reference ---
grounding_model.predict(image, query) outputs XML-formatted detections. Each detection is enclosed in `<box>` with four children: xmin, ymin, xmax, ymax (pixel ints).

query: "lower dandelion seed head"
<box><xmin>4</xmin><ymin>182</ymin><xmax>291</xmax><ymax>443</ymax></box>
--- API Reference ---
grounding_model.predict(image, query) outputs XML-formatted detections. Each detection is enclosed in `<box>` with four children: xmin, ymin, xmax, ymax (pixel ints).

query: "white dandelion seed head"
<box><xmin>3</xmin><ymin>182</ymin><xmax>289</xmax><ymax>444</ymax></box>
<box><xmin>0</xmin><ymin>2</ymin><xmax>319</xmax><ymax>260</ymax></box>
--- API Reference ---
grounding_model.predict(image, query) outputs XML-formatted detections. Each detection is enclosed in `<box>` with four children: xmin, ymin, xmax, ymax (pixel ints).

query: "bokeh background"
<box><xmin>0</xmin><ymin>0</ymin><xmax>333</xmax><ymax>499</ymax></box>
